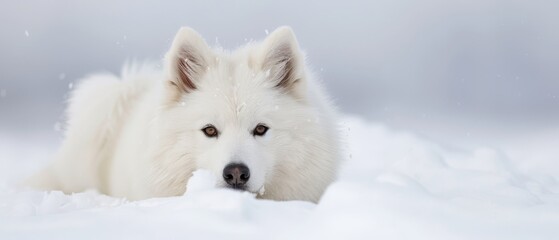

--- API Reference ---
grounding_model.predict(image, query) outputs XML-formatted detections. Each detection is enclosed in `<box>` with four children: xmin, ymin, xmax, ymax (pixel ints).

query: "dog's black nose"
<box><xmin>223</xmin><ymin>163</ymin><xmax>250</xmax><ymax>189</ymax></box>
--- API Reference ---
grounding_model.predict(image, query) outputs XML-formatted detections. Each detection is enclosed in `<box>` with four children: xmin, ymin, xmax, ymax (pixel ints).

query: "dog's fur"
<box><xmin>26</xmin><ymin>27</ymin><xmax>340</xmax><ymax>203</ymax></box>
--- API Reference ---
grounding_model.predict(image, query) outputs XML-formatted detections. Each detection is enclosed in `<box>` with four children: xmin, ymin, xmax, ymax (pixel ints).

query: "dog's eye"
<box><xmin>252</xmin><ymin>124</ymin><xmax>269</xmax><ymax>137</ymax></box>
<box><xmin>202</xmin><ymin>125</ymin><xmax>218</xmax><ymax>138</ymax></box>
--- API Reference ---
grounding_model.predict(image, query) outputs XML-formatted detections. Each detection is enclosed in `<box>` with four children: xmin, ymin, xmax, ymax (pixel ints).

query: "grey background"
<box><xmin>1</xmin><ymin>0</ymin><xmax>558</xmax><ymax>143</ymax></box>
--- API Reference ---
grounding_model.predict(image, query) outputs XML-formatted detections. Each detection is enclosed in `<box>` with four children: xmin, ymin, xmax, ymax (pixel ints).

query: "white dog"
<box><xmin>26</xmin><ymin>26</ymin><xmax>340</xmax><ymax>203</ymax></box>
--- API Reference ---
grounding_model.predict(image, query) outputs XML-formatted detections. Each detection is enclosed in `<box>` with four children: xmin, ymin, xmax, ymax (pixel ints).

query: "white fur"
<box><xmin>25</xmin><ymin>26</ymin><xmax>340</xmax><ymax>203</ymax></box>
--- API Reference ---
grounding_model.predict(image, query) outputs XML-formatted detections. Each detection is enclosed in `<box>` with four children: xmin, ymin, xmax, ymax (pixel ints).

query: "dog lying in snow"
<box><xmin>26</xmin><ymin>26</ymin><xmax>340</xmax><ymax>203</ymax></box>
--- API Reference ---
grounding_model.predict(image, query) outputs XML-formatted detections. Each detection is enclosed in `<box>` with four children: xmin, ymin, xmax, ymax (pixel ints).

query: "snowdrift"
<box><xmin>1</xmin><ymin>116</ymin><xmax>558</xmax><ymax>239</ymax></box>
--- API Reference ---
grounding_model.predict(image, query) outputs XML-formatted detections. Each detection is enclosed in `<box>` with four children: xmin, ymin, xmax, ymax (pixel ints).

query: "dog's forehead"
<box><xmin>203</xmin><ymin>54</ymin><xmax>273</xmax><ymax>98</ymax></box>
<box><xmin>192</xmin><ymin>61</ymin><xmax>277</xmax><ymax>123</ymax></box>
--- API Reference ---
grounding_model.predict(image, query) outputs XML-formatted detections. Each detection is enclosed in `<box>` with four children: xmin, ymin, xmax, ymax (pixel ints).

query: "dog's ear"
<box><xmin>259</xmin><ymin>26</ymin><xmax>305</xmax><ymax>93</ymax></box>
<box><xmin>165</xmin><ymin>27</ymin><xmax>212</xmax><ymax>93</ymax></box>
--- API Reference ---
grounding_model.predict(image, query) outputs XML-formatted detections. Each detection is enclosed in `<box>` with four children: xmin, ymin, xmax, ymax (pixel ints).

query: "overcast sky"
<box><xmin>1</xmin><ymin>0</ymin><xmax>558</xmax><ymax>135</ymax></box>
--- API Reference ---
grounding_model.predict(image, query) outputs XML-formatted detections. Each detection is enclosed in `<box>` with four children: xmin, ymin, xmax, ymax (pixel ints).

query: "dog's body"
<box><xmin>26</xmin><ymin>27</ymin><xmax>340</xmax><ymax>202</ymax></box>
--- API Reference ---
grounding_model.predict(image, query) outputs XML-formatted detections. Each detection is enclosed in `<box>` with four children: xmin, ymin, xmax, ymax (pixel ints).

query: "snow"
<box><xmin>1</xmin><ymin>116</ymin><xmax>559</xmax><ymax>239</ymax></box>
<box><xmin>186</xmin><ymin>169</ymin><xmax>217</xmax><ymax>193</ymax></box>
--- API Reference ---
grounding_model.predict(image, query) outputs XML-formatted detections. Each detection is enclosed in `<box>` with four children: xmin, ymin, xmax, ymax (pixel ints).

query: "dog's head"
<box><xmin>154</xmin><ymin>27</ymin><xmax>324</xmax><ymax>196</ymax></box>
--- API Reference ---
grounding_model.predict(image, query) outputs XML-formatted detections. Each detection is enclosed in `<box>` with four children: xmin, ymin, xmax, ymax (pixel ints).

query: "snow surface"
<box><xmin>1</xmin><ymin>116</ymin><xmax>559</xmax><ymax>239</ymax></box>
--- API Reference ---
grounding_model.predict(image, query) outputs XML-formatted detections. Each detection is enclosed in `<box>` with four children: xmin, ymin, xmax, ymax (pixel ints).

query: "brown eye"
<box><xmin>253</xmin><ymin>124</ymin><xmax>269</xmax><ymax>136</ymax></box>
<box><xmin>202</xmin><ymin>125</ymin><xmax>218</xmax><ymax>138</ymax></box>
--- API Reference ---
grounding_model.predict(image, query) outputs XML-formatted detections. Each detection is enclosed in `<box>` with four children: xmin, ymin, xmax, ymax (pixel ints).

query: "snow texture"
<box><xmin>1</xmin><ymin>116</ymin><xmax>558</xmax><ymax>239</ymax></box>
